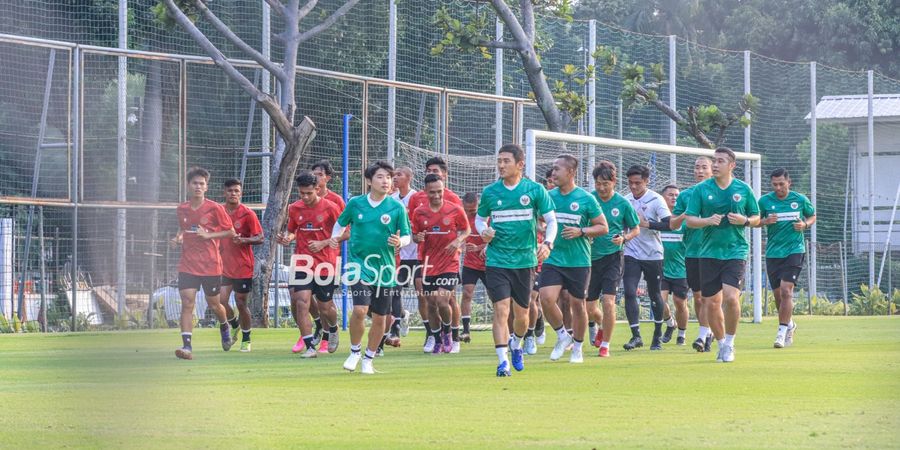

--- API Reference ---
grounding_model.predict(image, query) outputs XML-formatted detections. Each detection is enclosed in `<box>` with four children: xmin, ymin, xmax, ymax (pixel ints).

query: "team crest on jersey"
<box><xmin>442</xmin><ymin>217</ymin><xmax>452</xmax><ymax>225</ymax></box>
<box><xmin>316</xmin><ymin>214</ymin><xmax>324</xmax><ymax>222</ymax></box>
<box><xmin>234</xmin><ymin>221</ymin><xmax>241</xmax><ymax>228</ymax></box>
<box><xmin>357</xmin><ymin>214</ymin><xmax>363</xmax><ymax>220</ymax></box>
<box><xmin>708</xmin><ymin>195</ymin><xmax>714</xmax><ymax>200</ymax></box>
<box><xmin>732</xmin><ymin>193</ymin><xmax>742</xmax><ymax>202</ymax></box>
<box><xmin>305</xmin><ymin>223</ymin><xmax>313</xmax><ymax>229</ymax></box>
<box><xmin>790</xmin><ymin>202</ymin><xmax>798</xmax><ymax>210</ymax></box>
<box><xmin>611</xmin><ymin>208</ymin><xmax>620</xmax><ymax>217</ymax></box>
<box><xmin>519</xmin><ymin>195</ymin><xmax>530</xmax><ymax>206</ymax></box>
<box><xmin>570</xmin><ymin>202</ymin><xmax>580</xmax><ymax>212</ymax></box>
<box><xmin>432</xmin><ymin>226</ymin><xmax>440</xmax><ymax>232</ymax></box>
<box><xmin>200</xmin><ymin>216</ymin><xmax>209</xmax><ymax>225</ymax></box>
<box><xmin>497</xmin><ymin>200</ymin><xmax>502</xmax><ymax>205</ymax></box>
<box><xmin>380</xmin><ymin>214</ymin><xmax>391</xmax><ymax>224</ymax></box>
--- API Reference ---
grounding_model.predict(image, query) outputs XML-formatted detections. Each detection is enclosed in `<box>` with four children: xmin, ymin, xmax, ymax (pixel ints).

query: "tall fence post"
<box><xmin>587</xmin><ymin>20</ymin><xmax>596</xmax><ymax>179</ymax></box>
<box><xmin>809</xmin><ymin>62</ymin><xmax>818</xmax><ymax>298</ymax></box>
<box><xmin>744</xmin><ymin>50</ymin><xmax>762</xmax><ymax>323</ymax></box>
<box><xmin>386</xmin><ymin>0</ymin><xmax>397</xmax><ymax>164</ymax></box>
<box><xmin>668</xmin><ymin>35</ymin><xmax>677</xmax><ymax>183</ymax></box>
<box><xmin>116</xmin><ymin>0</ymin><xmax>128</xmax><ymax>326</ymax></box>
<box><xmin>494</xmin><ymin>18</ymin><xmax>504</xmax><ymax>156</ymax></box>
<box><xmin>867</xmin><ymin>70</ymin><xmax>875</xmax><ymax>288</ymax></box>
<box><xmin>261</xmin><ymin>0</ymin><xmax>271</xmax><ymax>204</ymax></box>
<box><xmin>71</xmin><ymin>46</ymin><xmax>81</xmax><ymax>332</ymax></box>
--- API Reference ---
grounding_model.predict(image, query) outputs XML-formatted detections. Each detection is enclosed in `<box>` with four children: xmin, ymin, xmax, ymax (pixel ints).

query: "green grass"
<box><xmin>1</xmin><ymin>317</ymin><xmax>898</xmax><ymax>449</ymax></box>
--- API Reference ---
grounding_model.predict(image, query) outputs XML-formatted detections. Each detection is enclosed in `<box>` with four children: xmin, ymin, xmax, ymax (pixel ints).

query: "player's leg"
<box><xmin>687</xmin><ymin>258</ymin><xmax>710</xmax><ymax>352</ymax></box>
<box><xmin>359</xmin><ymin>288</ymin><xmax>392</xmax><ymax>374</ymax></box>
<box><xmin>659</xmin><ymin>281</ymin><xmax>677</xmax><ymax>343</ymax></box>
<box><xmin>309</xmin><ymin>297</ymin><xmax>323</xmax><ymax>345</ymax></box>
<box><xmin>485</xmin><ymin>267</ymin><xmax>515</xmax><ymax>376</ymax></box>
<box><xmin>507</xmin><ymin>268</ymin><xmax>534</xmax><ymax>372</ymax></box>
<box><xmin>422</xmin><ymin>278</ymin><xmax>443</xmax><ymax>353</ymax></box>
<box><xmin>644</xmin><ymin>260</ymin><xmax>666</xmax><ymax>350</ymax></box>
<box><xmin>523</xmin><ymin>288</ymin><xmax>539</xmax><ymax>355</ymax></box>
<box><xmin>599</xmin><ymin>294</ymin><xmax>616</xmax><ymax>357</ymax></box>
<box><xmin>560</xmin><ymin>292</ymin><xmax>573</xmax><ymax>337</ymax></box>
<box><xmin>343</xmin><ymin>284</ymin><xmax>370</xmax><ymax>372</ymax></box>
<box><xmin>201</xmin><ymin>278</ymin><xmax>232</xmax><ymax>351</ymax></box>
<box><xmin>672</xmin><ymin>284</ymin><xmax>689</xmax><ymax>345</ymax></box>
<box><xmin>414</xmin><ymin>275</ymin><xmax>434</xmax><ymax>351</ymax></box>
<box><xmin>539</xmin><ymin>270</ymin><xmax>571</xmax><ymax>361</ymax></box>
<box><xmin>219</xmin><ymin>280</ymin><xmax>240</xmax><ymax>344</ymax></box>
<box><xmin>293</xmin><ymin>289</ymin><xmax>318</xmax><ymax>358</ymax></box>
<box><xmin>175</xmin><ymin>272</ymin><xmax>199</xmax><ymax>359</ymax></box>
<box><xmin>777</xmin><ymin>277</ymin><xmax>797</xmax><ymax>348</ymax></box>
<box><xmin>436</xmin><ymin>284</ymin><xmax>456</xmax><ymax>353</ymax></box>
<box><xmin>621</xmin><ymin>257</ymin><xmax>643</xmax><ymax>350</ymax></box>
<box><xmin>565</xmin><ymin>267</ymin><xmax>590</xmax><ymax>363</ymax></box>
<box><xmin>315</xmin><ymin>282</ymin><xmax>340</xmax><ymax>353</ymax></box>
<box><xmin>233</xmin><ymin>279</ymin><xmax>253</xmax><ymax>351</ymax></box>
<box><xmin>460</xmin><ymin>280</ymin><xmax>475</xmax><ymax>343</ymax></box>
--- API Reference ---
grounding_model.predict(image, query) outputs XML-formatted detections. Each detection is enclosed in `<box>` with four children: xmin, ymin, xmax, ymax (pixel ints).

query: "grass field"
<box><xmin>1</xmin><ymin>316</ymin><xmax>898</xmax><ymax>449</ymax></box>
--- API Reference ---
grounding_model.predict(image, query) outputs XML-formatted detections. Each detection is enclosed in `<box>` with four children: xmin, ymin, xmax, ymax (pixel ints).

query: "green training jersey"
<box><xmin>337</xmin><ymin>194</ymin><xmax>411</xmax><ymax>286</ymax></box>
<box><xmin>660</xmin><ymin>221</ymin><xmax>686</xmax><ymax>279</ymax></box>
<box><xmin>545</xmin><ymin>186</ymin><xmax>604</xmax><ymax>268</ymax></box>
<box><xmin>477</xmin><ymin>177</ymin><xmax>554</xmax><ymax>269</ymax></box>
<box><xmin>685</xmin><ymin>177</ymin><xmax>760</xmax><ymax>260</ymax></box>
<box><xmin>590</xmin><ymin>192</ymin><xmax>640</xmax><ymax>259</ymax></box>
<box><xmin>758</xmin><ymin>191</ymin><xmax>815</xmax><ymax>258</ymax></box>
<box><xmin>672</xmin><ymin>184</ymin><xmax>704</xmax><ymax>258</ymax></box>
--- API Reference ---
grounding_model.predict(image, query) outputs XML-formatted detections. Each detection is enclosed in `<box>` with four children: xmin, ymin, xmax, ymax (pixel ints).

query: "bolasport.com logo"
<box><xmin>288</xmin><ymin>254</ymin><xmax>450</xmax><ymax>291</ymax></box>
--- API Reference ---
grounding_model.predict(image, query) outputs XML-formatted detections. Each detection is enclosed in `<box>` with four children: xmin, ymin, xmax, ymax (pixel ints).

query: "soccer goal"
<box><xmin>524</xmin><ymin>129</ymin><xmax>765</xmax><ymax>323</ymax></box>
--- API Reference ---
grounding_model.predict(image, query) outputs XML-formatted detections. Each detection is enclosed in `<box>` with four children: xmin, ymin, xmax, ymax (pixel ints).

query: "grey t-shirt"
<box><xmin>391</xmin><ymin>189</ymin><xmax>418</xmax><ymax>261</ymax></box>
<box><xmin>623</xmin><ymin>189</ymin><xmax>671</xmax><ymax>260</ymax></box>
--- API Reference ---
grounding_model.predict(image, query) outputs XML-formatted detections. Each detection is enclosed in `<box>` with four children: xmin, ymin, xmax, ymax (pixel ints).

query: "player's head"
<box><xmin>424</xmin><ymin>173</ymin><xmax>444</xmax><ymax>207</ymax></box>
<box><xmin>626</xmin><ymin>165</ymin><xmax>650</xmax><ymax>196</ymax></box>
<box><xmin>552</xmin><ymin>154</ymin><xmax>578</xmax><ymax>188</ymax></box>
<box><xmin>770</xmin><ymin>168</ymin><xmax>791</xmax><ymax>198</ymax></box>
<box><xmin>424</xmin><ymin>157</ymin><xmax>448</xmax><ymax>180</ymax></box>
<box><xmin>712</xmin><ymin>147</ymin><xmax>737</xmax><ymax>179</ymax></box>
<box><xmin>393</xmin><ymin>166</ymin><xmax>413</xmax><ymax>192</ymax></box>
<box><xmin>223</xmin><ymin>179</ymin><xmax>242</xmax><ymax>205</ymax></box>
<box><xmin>365</xmin><ymin>161</ymin><xmax>394</xmax><ymax>195</ymax></box>
<box><xmin>310</xmin><ymin>160</ymin><xmax>334</xmax><ymax>188</ymax></box>
<box><xmin>694</xmin><ymin>156</ymin><xmax>712</xmax><ymax>182</ymax></box>
<box><xmin>497</xmin><ymin>144</ymin><xmax>525</xmax><ymax>180</ymax></box>
<box><xmin>592</xmin><ymin>160</ymin><xmax>617</xmax><ymax>199</ymax></box>
<box><xmin>186</xmin><ymin>166</ymin><xmax>210</xmax><ymax>199</ymax></box>
<box><xmin>462</xmin><ymin>192</ymin><xmax>479</xmax><ymax>216</ymax></box>
<box><xmin>295</xmin><ymin>170</ymin><xmax>320</xmax><ymax>206</ymax></box>
<box><xmin>661</xmin><ymin>184</ymin><xmax>679</xmax><ymax>210</ymax></box>
<box><xmin>543</xmin><ymin>167</ymin><xmax>555</xmax><ymax>189</ymax></box>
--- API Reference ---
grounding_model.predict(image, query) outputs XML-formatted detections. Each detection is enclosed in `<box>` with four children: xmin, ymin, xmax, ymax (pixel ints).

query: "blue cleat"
<box><xmin>496</xmin><ymin>361</ymin><xmax>511</xmax><ymax>377</ymax></box>
<box><xmin>510</xmin><ymin>348</ymin><xmax>525</xmax><ymax>371</ymax></box>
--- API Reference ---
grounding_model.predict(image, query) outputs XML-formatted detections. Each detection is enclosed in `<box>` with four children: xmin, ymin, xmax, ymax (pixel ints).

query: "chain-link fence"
<box><xmin>2</xmin><ymin>1</ymin><xmax>899</xmax><ymax>331</ymax></box>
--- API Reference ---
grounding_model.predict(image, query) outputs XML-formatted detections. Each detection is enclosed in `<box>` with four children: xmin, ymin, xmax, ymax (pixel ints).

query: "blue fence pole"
<box><xmin>341</xmin><ymin>114</ymin><xmax>351</xmax><ymax>330</ymax></box>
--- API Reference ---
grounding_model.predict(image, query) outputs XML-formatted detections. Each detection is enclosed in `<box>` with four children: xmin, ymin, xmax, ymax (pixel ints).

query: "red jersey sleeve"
<box><xmin>287</xmin><ymin>202</ymin><xmax>299</xmax><ymax>234</ymax></box>
<box><xmin>453</xmin><ymin>204</ymin><xmax>469</xmax><ymax>232</ymax></box>
<box><xmin>246</xmin><ymin>207</ymin><xmax>262</xmax><ymax>236</ymax></box>
<box><xmin>213</xmin><ymin>203</ymin><xmax>233</xmax><ymax>232</ymax></box>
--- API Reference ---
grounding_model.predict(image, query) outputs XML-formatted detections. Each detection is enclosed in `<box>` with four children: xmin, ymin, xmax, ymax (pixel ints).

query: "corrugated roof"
<box><xmin>805</xmin><ymin>94</ymin><xmax>900</xmax><ymax>123</ymax></box>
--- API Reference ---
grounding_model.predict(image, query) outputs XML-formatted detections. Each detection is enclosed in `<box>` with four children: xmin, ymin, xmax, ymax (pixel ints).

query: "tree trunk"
<box><xmin>250</xmin><ymin>117</ymin><xmax>316</xmax><ymax>327</ymax></box>
<box><xmin>517</xmin><ymin>47</ymin><xmax>566</xmax><ymax>132</ymax></box>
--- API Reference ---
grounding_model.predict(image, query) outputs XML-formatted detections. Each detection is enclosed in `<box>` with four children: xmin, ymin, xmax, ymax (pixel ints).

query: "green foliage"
<box><xmin>0</xmin><ymin>315</ymin><xmax>11</xmax><ymax>333</ymax></box>
<box><xmin>792</xmin><ymin>292</ymin><xmax>847</xmax><ymax>316</ymax></box>
<box><xmin>151</xmin><ymin>0</ymin><xmax>199</xmax><ymax>28</ymax></box>
<box><xmin>850</xmin><ymin>285</ymin><xmax>898</xmax><ymax>316</ymax></box>
<box><xmin>431</xmin><ymin>6</ymin><xmax>493</xmax><ymax>59</ymax></box>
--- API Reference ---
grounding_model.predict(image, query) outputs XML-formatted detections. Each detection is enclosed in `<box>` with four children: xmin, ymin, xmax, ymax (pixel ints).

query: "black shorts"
<box><xmin>350</xmin><ymin>284</ymin><xmax>399</xmax><ymax>316</ymax></box>
<box><xmin>221</xmin><ymin>276</ymin><xmax>253</xmax><ymax>294</ymax></box>
<box><xmin>685</xmin><ymin>257</ymin><xmax>702</xmax><ymax>293</ymax></box>
<box><xmin>178</xmin><ymin>272</ymin><xmax>221</xmax><ymax>297</ymax></box>
<box><xmin>422</xmin><ymin>272</ymin><xmax>459</xmax><ymax>295</ymax></box>
<box><xmin>461</xmin><ymin>266</ymin><xmax>486</xmax><ymax>286</ymax></box>
<box><xmin>661</xmin><ymin>277</ymin><xmax>689</xmax><ymax>299</ymax></box>
<box><xmin>533</xmin><ymin>268</ymin><xmax>541</xmax><ymax>292</ymax></box>
<box><xmin>485</xmin><ymin>267</ymin><xmax>534</xmax><ymax>309</ymax></box>
<box><xmin>397</xmin><ymin>259</ymin><xmax>422</xmax><ymax>286</ymax></box>
<box><xmin>767</xmin><ymin>253</ymin><xmax>805</xmax><ymax>289</ymax></box>
<box><xmin>538</xmin><ymin>264</ymin><xmax>590</xmax><ymax>299</ymax></box>
<box><xmin>291</xmin><ymin>272</ymin><xmax>337</xmax><ymax>302</ymax></box>
<box><xmin>699</xmin><ymin>258</ymin><xmax>746</xmax><ymax>297</ymax></box>
<box><xmin>587</xmin><ymin>252</ymin><xmax>623</xmax><ymax>301</ymax></box>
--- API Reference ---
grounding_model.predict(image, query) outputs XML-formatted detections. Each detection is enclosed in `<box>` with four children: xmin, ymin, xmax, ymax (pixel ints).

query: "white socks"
<box><xmin>496</xmin><ymin>346</ymin><xmax>509</xmax><ymax>364</ymax></box>
<box><xmin>724</xmin><ymin>334</ymin><xmax>735</xmax><ymax>347</ymax></box>
<box><xmin>698</xmin><ymin>326</ymin><xmax>710</xmax><ymax>340</ymax></box>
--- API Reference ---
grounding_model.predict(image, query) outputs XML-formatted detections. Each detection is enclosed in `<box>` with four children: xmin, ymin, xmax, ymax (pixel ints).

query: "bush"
<box><xmin>849</xmin><ymin>285</ymin><xmax>898</xmax><ymax>315</ymax></box>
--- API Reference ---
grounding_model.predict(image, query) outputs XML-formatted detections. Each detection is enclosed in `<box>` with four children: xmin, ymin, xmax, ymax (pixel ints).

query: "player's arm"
<box><xmin>446</xmin><ymin>208</ymin><xmax>471</xmax><ymax>253</ymax></box>
<box><xmin>390</xmin><ymin>207</ymin><xmax>412</xmax><ymax>248</ymax></box>
<box><xmin>475</xmin><ymin>191</ymin><xmax>495</xmax><ymax>243</ymax></box>
<box><xmin>685</xmin><ymin>189</ymin><xmax>722</xmax><ymax>228</ymax></box>
<box><xmin>327</xmin><ymin>203</ymin><xmax>352</xmax><ymax>248</ymax></box>
<box><xmin>794</xmin><ymin>196</ymin><xmax>817</xmax><ymax>231</ymax></box>
<box><xmin>169</xmin><ymin>229</ymin><xmax>184</xmax><ymax>248</ymax></box>
<box><xmin>237</xmin><ymin>233</ymin><xmax>264</xmax><ymax>245</ymax></box>
<box><xmin>582</xmin><ymin>212</ymin><xmax>608</xmax><ymax>238</ymax></box>
<box><xmin>198</xmin><ymin>228</ymin><xmax>236</xmax><ymax>240</ymax></box>
<box><xmin>727</xmin><ymin>192</ymin><xmax>761</xmax><ymax>227</ymax></box>
<box><xmin>669</xmin><ymin>214</ymin><xmax>686</xmax><ymax>230</ymax></box>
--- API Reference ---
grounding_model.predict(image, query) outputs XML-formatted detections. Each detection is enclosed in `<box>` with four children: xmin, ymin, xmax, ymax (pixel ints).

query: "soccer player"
<box><xmin>278</xmin><ymin>171</ymin><xmax>343</xmax><ymax>358</ymax></box>
<box><xmin>407</xmin><ymin>157</ymin><xmax>463</xmax><ymax>353</ymax></box>
<box><xmin>658</xmin><ymin>185</ymin><xmax>689</xmax><ymax>346</ymax></box>
<box><xmin>171</xmin><ymin>167</ymin><xmax>236</xmax><ymax>360</ymax></box>
<box><xmin>475</xmin><ymin>144</ymin><xmax>556</xmax><ymax>377</ymax></box>
<box><xmin>622</xmin><ymin>165</ymin><xmax>672</xmax><ymax>351</ymax></box>
<box><xmin>411</xmin><ymin>174</ymin><xmax>470</xmax><ymax>354</ymax></box>
<box><xmin>330</xmin><ymin>161</ymin><xmax>411</xmax><ymax>375</ymax></box>
<box><xmin>685</xmin><ymin>147</ymin><xmax>760</xmax><ymax>363</ymax></box>
<box><xmin>756</xmin><ymin>168</ymin><xmax>815</xmax><ymax>348</ymax></box>
<box><xmin>669</xmin><ymin>156</ymin><xmax>714</xmax><ymax>351</ymax></box>
<box><xmin>460</xmin><ymin>192</ymin><xmax>486</xmax><ymax>344</ymax></box>
<box><xmin>586</xmin><ymin>161</ymin><xmax>640</xmax><ymax>357</ymax></box>
<box><xmin>540</xmin><ymin>155</ymin><xmax>608</xmax><ymax>363</ymax></box>
<box><xmin>219</xmin><ymin>179</ymin><xmax>263</xmax><ymax>352</ymax></box>
<box><xmin>309</xmin><ymin>159</ymin><xmax>345</xmax><ymax>345</ymax></box>
<box><xmin>389</xmin><ymin>166</ymin><xmax>417</xmax><ymax>345</ymax></box>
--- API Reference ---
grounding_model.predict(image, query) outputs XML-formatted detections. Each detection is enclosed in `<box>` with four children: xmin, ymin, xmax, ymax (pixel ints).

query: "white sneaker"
<box><xmin>343</xmin><ymin>352</ymin><xmax>361</xmax><ymax>371</ymax></box>
<box><xmin>589</xmin><ymin>326</ymin><xmax>598</xmax><ymax>347</ymax></box>
<box><xmin>785</xmin><ymin>321</ymin><xmax>797</xmax><ymax>346</ymax></box>
<box><xmin>720</xmin><ymin>344</ymin><xmax>735</xmax><ymax>363</ymax></box>
<box><xmin>423</xmin><ymin>335</ymin><xmax>435</xmax><ymax>353</ymax></box>
<box><xmin>300</xmin><ymin>347</ymin><xmax>318</xmax><ymax>359</ymax></box>
<box><xmin>536</xmin><ymin>332</ymin><xmax>546</xmax><ymax>345</ymax></box>
<box><xmin>360</xmin><ymin>357</ymin><xmax>375</xmax><ymax>375</ymax></box>
<box><xmin>774</xmin><ymin>331</ymin><xmax>786</xmax><ymax>349</ymax></box>
<box><xmin>450</xmin><ymin>341</ymin><xmax>460</xmax><ymax>354</ymax></box>
<box><xmin>524</xmin><ymin>336</ymin><xmax>537</xmax><ymax>355</ymax></box>
<box><xmin>715</xmin><ymin>345</ymin><xmax>724</xmax><ymax>362</ymax></box>
<box><xmin>550</xmin><ymin>334</ymin><xmax>573</xmax><ymax>361</ymax></box>
<box><xmin>399</xmin><ymin>311</ymin><xmax>410</xmax><ymax>337</ymax></box>
<box><xmin>570</xmin><ymin>346</ymin><xmax>584</xmax><ymax>364</ymax></box>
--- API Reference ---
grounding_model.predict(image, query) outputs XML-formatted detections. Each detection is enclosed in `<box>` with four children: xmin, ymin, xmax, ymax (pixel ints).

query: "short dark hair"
<box><xmin>770</xmin><ymin>168</ymin><xmax>790</xmax><ymax>180</ymax></box>
<box><xmin>310</xmin><ymin>160</ymin><xmax>335</xmax><ymax>177</ymax></box>
<box><xmin>424</xmin><ymin>156</ymin><xmax>448</xmax><ymax>173</ymax></box>
<box><xmin>498</xmin><ymin>143</ymin><xmax>525</xmax><ymax>163</ymax></box>
<box><xmin>295</xmin><ymin>170</ymin><xmax>318</xmax><ymax>188</ymax></box>
<box><xmin>556</xmin><ymin>154</ymin><xmax>579</xmax><ymax>171</ymax></box>
<box><xmin>544</xmin><ymin>167</ymin><xmax>554</xmax><ymax>179</ymax></box>
<box><xmin>463</xmin><ymin>192</ymin><xmax>479</xmax><ymax>204</ymax></box>
<box><xmin>223</xmin><ymin>178</ymin><xmax>242</xmax><ymax>188</ymax></box>
<box><xmin>423</xmin><ymin>173</ymin><xmax>443</xmax><ymax>186</ymax></box>
<box><xmin>626</xmin><ymin>165</ymin><xmax>650</xmax><ymax>179</ymax></box>
<box><xmin>715</xmin><ymin>147</ymin><xmax>736</xmax><ymax>162</ymax></box>
<box><xmin>592</xmin><ymin>160</ymin><xmax>617</xmax><ymax>182</ymax></box>
<box><xmin>364</xmin><ymin>161</ymin><xmax>394</xmax><ymax>180</ymax></box>
<box><xmin>186</xmin><ymin>166</ymin><xmax>210</xmax><ymax>183</ymax></box>
<box><xmin>662</xmin><ymin>184</ymin><xmax>679</xmax><ymax>195</ymax></box>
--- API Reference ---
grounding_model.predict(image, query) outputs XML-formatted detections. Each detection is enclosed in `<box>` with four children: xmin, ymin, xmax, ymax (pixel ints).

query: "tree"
<box><xmin>157</xmin><ymin>0</ymin><xmax>360</xmax><ymax>326</ymax></box>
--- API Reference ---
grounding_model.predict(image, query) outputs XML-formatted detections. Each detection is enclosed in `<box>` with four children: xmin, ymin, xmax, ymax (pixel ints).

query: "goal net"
<box><xmin>525</xmin><ymin>129</ymin><xmax>765</xmax><ymax>323</ymax></box>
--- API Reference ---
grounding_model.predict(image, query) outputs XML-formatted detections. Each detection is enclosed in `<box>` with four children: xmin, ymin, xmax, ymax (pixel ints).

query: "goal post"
<box><xmin>525</xmin><ymin>129</ymin><xmax>765</xmax><ymax>324</ymax></box>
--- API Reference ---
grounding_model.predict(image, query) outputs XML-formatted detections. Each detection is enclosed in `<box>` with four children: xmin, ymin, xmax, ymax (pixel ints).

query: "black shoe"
<box><xmin>661</xmin><ymin>326</ymin><xmax>675</xmax><ymax>344</ymax></box>
<box><xmin>623</xmin><ymin>336</ymin><xmax>644</xmax><ymax>351</ymax></box>
<box><xmin>650</xmin><ymin>337</ymin><xmax>662</xmax><ymax>351</ymax></box>
<box><xmin>534</xmin><ymin>317</ymin><xmax>545</xmax><ymax>338</ymax></box>
<box><xmin>692</xmin><ymin>338</ymin><xmax>705</xmax><ymax>352</ymax></box>
<box><xmin>676</xmin><ymin>336</ymin><xmax>686</xmax><ymax>346</ymax></box>
<box><xmin>704</xmin><ymin>335</ymin><xmax>713</xmax><ymax>352</ymax></box>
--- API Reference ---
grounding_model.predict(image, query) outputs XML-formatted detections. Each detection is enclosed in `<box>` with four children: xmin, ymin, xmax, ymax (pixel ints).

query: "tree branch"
<box><xmin>519</xmin><ymin>0</ymin><xmax>535</xmax><ymax>43</ymax></box>
<box><xmin>297</xmin><ymin>0</ymin><xmax>318</xmax><ymax>21</ymax></box>
<box><xmin>491</xmin><ymin>0</ymin><xmax>529</xmax><ymax>50</ymax></box>
<box><xmin>296</xmin><ymin>0</ymin><xmax>361</xmax><ymax>44</ymax></box>
<box><xmin>163</xmin><ymin>0</ymin><xmax>294</xmax><ymax>139</ymax></box>
<box><xmin>192</xmin><ymin>0</ymin><xmax>286</xmax><ymax>81</ymax></box>
<box><xmin>479</xmin><ymin>40</ymin><xmax>521</xmax><ymax>50</ymax></box>
<box><xmin>633</xmin><ymin>82</ymin><xmax>713</xmax><ymax>148</ymax></box>
<box><xmin>263</xmin><ymin>0</ymin><xmax>287</xmax><ymax>17</ymax></box>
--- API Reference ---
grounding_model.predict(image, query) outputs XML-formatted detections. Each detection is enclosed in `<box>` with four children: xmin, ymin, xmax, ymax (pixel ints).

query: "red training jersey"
<box><xmin>411</xmin><ymin>202</ymin><xmax>469</xmax><ymax>277</ymax></box>
<box><xmin>463</xmin><ymin>213</ymin><xmax>486</xmax><ymax>271</ymax></box>
<box><xmin>287</xmin><ymin>198</ymin><xmax>342</xmax><ymax>275</ymax></box>
<box><xmin>322</xmin><ymin>189</ymin><xmax>345</xmax><ymax>209</ymax></box>
<box><xmin>177</xmin><ymin>199</ymin><xmax>233</xmax><ymax>276</ymax></box>
<box><xmin>406</xmin><ymin>188</ymin><xmax>461</xmax><ymax>218</ymax></box>
<box><xmin>219</xmin><ymin>204</ymin><xmax>262</xmax><ymax>279</ymax></box>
